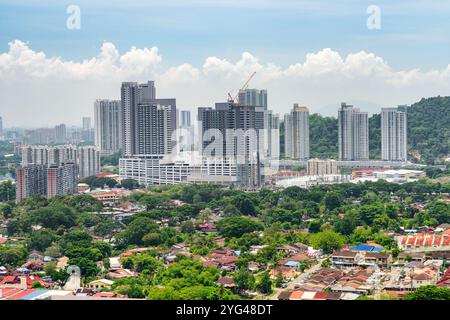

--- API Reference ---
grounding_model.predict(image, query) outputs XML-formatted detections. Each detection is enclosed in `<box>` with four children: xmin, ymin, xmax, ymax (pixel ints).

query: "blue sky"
<box><xmin>2</xmin><ymin>0</ymin><xmax>450</xmax><ymax>126</ymax></box>
<box><xmin>1</xmin><ymin>0</ymin><xmax>450</xmax><ymax>70</ymax></box>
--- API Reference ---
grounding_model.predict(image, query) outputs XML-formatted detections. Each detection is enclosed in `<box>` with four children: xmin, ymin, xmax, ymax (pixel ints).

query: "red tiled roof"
<box><xmin>0</xmin><ymin>288</ymin><xmax>20</xmax><ymax>297</ymax></box>
<box><xmin>215</xmin><ymin>257</ymin><xmax>237</xmax><ymax>264</ymax></box>
<box><xmin>93</xmin><ymin>292</ymin><xmax>117</xmax><ymax>298</ymax></box>
<box><xmin>313</xmin><ymin>291</ymin><xmax>329</xmax><ymax>300</ymax></box>
<box><xmin>401</xmin><ymin>232</ymin><xmax>450</xmax><ymax>247</ymax></box>
<box><xmin>0</xmin><ymin>275</ymin><xmax>17</xmax><ymax>285</ymax></box>
<box><xmin>290</xmin><ymin>290</ymin><xmax>304</xmax><ymax>300</ymax></box>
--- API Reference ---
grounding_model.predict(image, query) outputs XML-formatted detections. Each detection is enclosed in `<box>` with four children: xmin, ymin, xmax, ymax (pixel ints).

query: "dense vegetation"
<box><xmin>101</xmin><ymin>152</ymin><xmax>121</xmax><ymax>166</ymax></box>
<box><xmin>408</xmin><ymin>96</ymin><xmax>450</xmax><ymax>164</ymax></box>
<box><xmin>404</xmin><ymin>286</ymin><xmax>450</xmax><ymax>300</ymax></box>
<box><xmin>0</xmin><ymin>141</ymin><xmax>20</xmax><ymax>177</ymax></box>
<box><xmin>309</xmin><ymin>113</ymin><xmax>338</xmax><ymax>159</ymax></box>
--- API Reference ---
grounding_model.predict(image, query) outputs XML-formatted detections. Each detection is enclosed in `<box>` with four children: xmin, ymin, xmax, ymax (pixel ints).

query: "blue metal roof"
<box><xmin>285</xmin><ymin>261</ymin><xmax>300</xmax><ymax>267</ymax></box>
<box><xmin>20</xmin><ymin>290</ymin><xmax>48</xmax><ymax>300</ymax></box>
<box><xmin>350</xmin><ymin>244</ymin><xmax>384</xmax><ymax>252</ymax></box>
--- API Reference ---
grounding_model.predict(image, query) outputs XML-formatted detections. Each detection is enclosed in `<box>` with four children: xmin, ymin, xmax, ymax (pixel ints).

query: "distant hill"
<box><xmin>407</xmin><ymin>96</ymin><xmax>450</xmax><ymax>164</ymax></box>
<box><xmin>283</xmin><ymin>96</ymin><xmax>450</xmax><ymax>164</ymax></box>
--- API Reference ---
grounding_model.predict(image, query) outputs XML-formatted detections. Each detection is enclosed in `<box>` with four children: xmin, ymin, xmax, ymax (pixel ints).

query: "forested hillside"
<box><xmin>408</xmin><ymin>96</ymin><xmax>450</xmax><ymax>164</ymax></box>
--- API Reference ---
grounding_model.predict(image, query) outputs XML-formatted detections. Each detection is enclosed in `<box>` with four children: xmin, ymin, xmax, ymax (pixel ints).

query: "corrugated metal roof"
<box><xmin>19</xmin><ymin>289</ymin><xmax>49</xmax><ymax>300</ymax></box>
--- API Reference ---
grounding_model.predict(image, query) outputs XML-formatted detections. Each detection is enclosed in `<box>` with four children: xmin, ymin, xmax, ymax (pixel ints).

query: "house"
<box><xmin>56</xmin><ymin>256</ymin><xmax>69</xmax><ymax>271</ymax></box>
<box><xmin>286</xmin><ymin>290</ymin><xmax>344</xmax><ymax>300</ymax></box>
<box><xmin>248</xmin><ymin>263</ymin><xmax>264</xmax><ymax>273</ymax></box>
<box><xmin>277</xmin><ymin>291</ymin><xmax>292</xmax><ymax>300</ymax></box>
<box><xmin>75</xmin><ymin>288</ymin><xmax>94</xmax><ymax>296</ymax></box>
<box><xmin>278</xmin><ymin>243</ymin><xmax>308</xmax><ymax>255</ymax></box>
<box><xmin>429</xmin><ymin>251</ymin><xmax>450</xmax><ymax>263</ymax></box>
<box><xmin>383</xmin><ymin>264</ymin><xmax>440</xmax><ymax>291</ymax></box>
<box><xmin>412</xmin><ymin>265</ymin><xmax>440</xmax><ymax>287</ymax></box>
<box><xmin>249</xmin><ymin>245</ymin><xmax>267</xmax><ymax>255</ymax></box>
<box><xmin>88</xmin><ymin>279</ymin><xmax>114</xmax><ymax>291</ymax></box>
<box><xmin>361</xmin><ymin>252</ymin><xmax>392</xmax><ymax>268</ymax></box>
<box><xmin>171</xmin><ymin>243</ymin><xmax>190</xmax><ymax>252</ymax></box>
<box><xmin>396</xmin><ymin>252</ymin><xmax>426</xmax><ymax>265</ymax></box>
<box><xmin>120</xmin><ymin>247</ymin><xmax>151</xmax><ymax>258</ymax></box>
<box><xmin>284</xmin><ymin>260</ymin><xmax>300</xmax><ymax>269</ymax></box>
<box><xmin>0</xmin><ymin>266</ymin><xmax>8</xmax><ymax>275</ymax></box>
<box><xmin>297</xmin><ymin>268</ymin><xmax>343</xmax><ymax>292</ymax></box>
<box><xmin>436</xmin><ymin>223</ymin><xmax>450</xmax><ymax>232</ymax></box>
<box><xmin>397</xmin><ymin>229</ymin><xmax>450</xmax><ymax>252</ymax></box>
<box><xmin>27</xmin><ymin>251</ymin><xmax>44</xmax><ymax>263</ymax></box>
<box><xmin>0</xmin><ymin>275</ymin><xmax>48</xmax><ymax>289</ymax></box>
<box><xmin>19</xmin><ymin>261</ymin><xmax>44</xmax><ymax>272</ymax></box>
<box><xmin>92</xmin><ymin>292</ymin><xmax>117</xmax><ymax>298</ymax></box>
<box><xmin>213</xmin><ymin>237</ymin><xmax>225</xmax><ymax>246</ymax></box>
<box><xmin>270</xmin><ymin>266</ymin><xmax>298</xmax><ymax>280</ymax></box>
<box><xmin>331</xmin><ymin>250</ymin><xmax>359</xmax><ymax>269</ymax></box>
<box><xmin>437</xmin><ymin>267</ymin><xmax>450</xmax><ymax>288</ymax></box>
<box><xmin>289</xmin><ymin>253</ymin><xmax>311</xmax><ymax>263</ymax></box>
<box><xmin>330</xmin><ymin>268</ymin><xmax>374</xmax><ymax>295</ymax></box>
<box><xmin>289</xmin><ymin>290</ymin><xmax>305</xmax><ymax>300</ymax></box>
<box><xmin>214</xmin><ymin>257</ymin><xmax>238</xmax><ymax>271</ymax></box>
<box><xmin>198</xmin><ymin>223</ymin><xmax>217</xmax><ymax>233</ymax></box>
<box><xmin>216</xmin><ymin>277</ymin><xmax>235</xmax><ymax>289</ymax></box>
<box><xmin>109</xmin><ymin>257</ymin><xmax>122</xmax><ymax>269</ymax></box>
<box><xmin>211</xmin><ymin>247</ymin><xmax>237</xmax><ymax>258</ymax></box>
<box><xmin>107</xmin><ymin>268</ymin><xmax>138</xmax><ymax>279</ymax></box>
<box><xmin>351</xmin><ymin>244</ymin><xmax>385</xmax><ymax>253</ymax></box>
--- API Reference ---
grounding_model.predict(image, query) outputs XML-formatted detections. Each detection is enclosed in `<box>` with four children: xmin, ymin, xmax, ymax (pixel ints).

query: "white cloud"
<box><xmin>1</xmin><ymin>39</ymin><xmax>450</xmax><ymax>127</ymax></box>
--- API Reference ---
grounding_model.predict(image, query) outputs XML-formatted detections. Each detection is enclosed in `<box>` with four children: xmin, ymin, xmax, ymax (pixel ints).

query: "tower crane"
<box><xmin>227</xmin><ymin>71</ymin><xmax>257</xmax><ymax>104</ymax></box>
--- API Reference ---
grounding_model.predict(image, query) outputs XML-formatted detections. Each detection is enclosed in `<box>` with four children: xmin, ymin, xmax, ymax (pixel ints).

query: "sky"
<box><xmin>1</xmin><ymin>0</ymin><xmax>450</xmax><ymax>127</ymax></box>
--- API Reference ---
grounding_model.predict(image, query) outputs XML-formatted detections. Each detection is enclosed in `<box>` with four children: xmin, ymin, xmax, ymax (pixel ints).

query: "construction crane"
<box><xmin>227</xmin><ymin>71</ymin><xmax>257</xmax><ymax>104</ymax></box>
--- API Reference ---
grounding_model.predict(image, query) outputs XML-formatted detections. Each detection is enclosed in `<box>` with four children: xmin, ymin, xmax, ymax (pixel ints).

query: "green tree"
<box><xmin>275</xmin><ymin>273</ymin><xmax>284</xmax><ymax>288</ymax></box>
<box><xmin>117</xmin><ymin>217</ymin><xmax>159</xmax><ymax>246</ymax></box>
<box><xmin>28</xmin><ymin>229</ymin><xmax>57</xmax><ymax>252</ymax></box>
<box><xmin>0</xmin><ymin>246</ymin><xmax>28</xmax><ymax>266</ymax></box>
<box><xmin>323</xmin><ymin>192</ymin><xmax>343</xmax><ymax>211</ymax></box>
<box><xmin>216</xmin><ymin>216</ymin><xmax>262</xmax><ymax>238</ymax></box>
<box><xmin>121</xmin><ymin>179</ymin><xmax>140</xmax><ymax>190</ymax></box>
<box><xmin>404</xmin><ymin>286</ymin><xmax>450</xmax><ymax>300</ymax></box>
<box><xmin>0</xmin><ymin>180</ymin><xmax>15</xmax><ymax>202</ymax></box>
<box><xmin>256</xmin><ymin>272</ymin><xmax>272</xmax><ymax>294</ymax></box>
<box><xmin>233</xmin><ymin>268</ymin><xmax>255</xmax><ymax>293</ymax></box>
<box><xmin>310</xmin><ymin>230</ymin><xmax>345</xmax><ymax>253</ymax></box>
<box><xmin>180</xmin><ymin>220</ymin><xmax>195</xmax><ymax>234</ymax></box>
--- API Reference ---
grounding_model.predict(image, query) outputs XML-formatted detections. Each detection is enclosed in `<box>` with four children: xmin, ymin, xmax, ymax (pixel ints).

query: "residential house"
<box><xmin>396</xmin><ymin>252</ymin><xmax>426</xmax><ymax>265</ymax></box>
<box><xmin>270</xmin><ymin>266</ymin><xmax>298</xmax><ymax>280</ymax></box>
<box><xmin>296</xmin><ymin>268</ymin><xmax>343</xmax><ymax>292</ymax></box>
<box><xmin>329</xmin><ymin>268</ymin><xmax>374</xmax><ymax>295</ymax></box>
<box><xmin>107</xmin><ymin>268</ymin><xmax>138</xmax><ymax>279</ymax></box>
<box><xmin>397</xmin><ymin>229</ymin><xmax>450</xmax><ymax>252</ymax></box>
<box><xmin>27</xmin><ymin>251</ymin><xmax>44</xmax><ymax>263</ymax></box>
<box><xmin>437</xmin><ymin>267</ymin><xmax>450</xmax><ymax>288</ymax></box>
<box><xmin>88</xmin><ymin>279</ymin><xmax>114</xmax><ymax>291</ymax></box>
<box><xmin>216</xmin><ymin>277</ymin><xmax>235</xmax><ymax>289</ymax></box>
<box><xmin>331</xmin><ymin>250</ymin><xmax>360</xmax><ymax>269</ymax></box>
<box><xmin>362</xmin><ymin>252</ymin><xmax>392</xmax><ymax>268</ymax></box>
<box><xmin>277</xmin><ymin>291</ymin><xmax>292</xmax><ymax>300</ymax></box>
